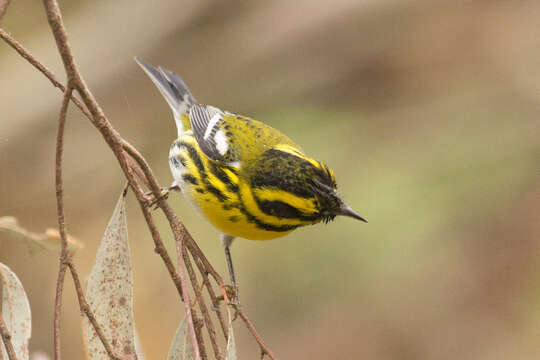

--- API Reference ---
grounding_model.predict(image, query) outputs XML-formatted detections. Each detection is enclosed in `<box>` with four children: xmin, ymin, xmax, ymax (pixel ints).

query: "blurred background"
<box><xmin>1</xmin><ymin>0</ymin><xmax>540</xmax><ymax>358</ymax></box>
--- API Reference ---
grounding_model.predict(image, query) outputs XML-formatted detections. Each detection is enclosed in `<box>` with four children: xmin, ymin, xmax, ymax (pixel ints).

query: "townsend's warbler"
<box><xmin>136</xmin><ymin>58</ymin><xmax>366</xmax><ymax>297</ymax></box>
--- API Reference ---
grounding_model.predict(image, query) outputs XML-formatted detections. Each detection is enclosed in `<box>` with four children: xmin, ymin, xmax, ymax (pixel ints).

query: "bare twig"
<box><xmin>183</xmin><ymin>250</ymin><xmax>223</xmax><ymax>360</ymax></box>
<box><xmin>67</xmin><ymin>262</ymin><xmax>121</xmax><ymax>360</ymax></box>
<box><xmin>238</xmin><ymin>310</ymin><xmax>277</xmax><ymax>360</ymax></box>
<box><xmin>186</xmin><ymin>237</ymin><xmax>279</xmax><ymax>359</ymax></box>
<box><xmin>0</xmin><ymin>314</ymin><xmax>17</xmax><ymax>360</ymax></box>
<box><xmin>0</xmin><ymin>24</ymin><xmax>187</xmax><ymax>304</ymax></box>
<box><xmin>41</xmin><ymin>0</ymin><xmax>201</xmax><ymax>356</ymax></box>
<box><xmin>174</xmin><ymin>224</ymin><xmax>204</xmax><ymax>359</ymax></box>
<box><xmin>192</xmin><ymin>254</ymin><xmax>228</xmax><ymax>338</ymax></box>
<box><xmin>140</xmin><ymin>204</ymin><xmax>186</xmax><ymax>297</ymax></box>
<box><xmin>52</xmin><ymin>84</ymin><xmax>120</xmax><ymax>360</ymax></box>
<box><xmin>52</xmin><ymin>85</ymin><xmax>73</xmax><ymax>360</ymax></box>
<box><xmin>0</xmin><ymin>28</ymin><xmax>92</xmax><ymax>120</ymax></box>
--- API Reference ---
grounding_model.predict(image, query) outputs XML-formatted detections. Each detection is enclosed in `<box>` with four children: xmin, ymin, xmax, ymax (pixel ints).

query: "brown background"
<box><xmin>1</xmin><ymin>0</ymin><xmax>540</xmax><ymax>359</ymax></box>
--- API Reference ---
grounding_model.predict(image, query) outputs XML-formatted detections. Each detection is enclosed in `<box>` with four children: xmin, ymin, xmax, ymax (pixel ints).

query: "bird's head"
<box><xmin>308</xmin><ymin>164</ymin><xmax>367</xmax><ymax>224</ymax></box>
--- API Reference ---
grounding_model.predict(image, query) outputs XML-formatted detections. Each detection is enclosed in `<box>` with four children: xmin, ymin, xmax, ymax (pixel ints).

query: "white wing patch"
<box><xmin>189</xmin><ymin>104</ymin><xmax>241</xmax><ymax>164</ymax></box>
<box><xmin>227</xmin><ymin>160</ymin><xmax>241</xmax><ymax>169</ymax></box>
<box><xmin>214</xmin><ymin>130</ymin><xmax>229</xmax><ymax>155</ymax></box>
<box><xmin>204</xmin><ymin>113</ymin><xmax>222</xmax><ymax>140</ymax></box>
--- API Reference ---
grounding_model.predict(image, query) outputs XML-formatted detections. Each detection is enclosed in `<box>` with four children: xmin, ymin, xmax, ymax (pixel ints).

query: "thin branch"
<box><xmin>0</xmin><ymin>28</ymin><xmax>92</xmax><ymax>120</ymax></box>
<box><xmin>42</xmin><ymin>0</ymin><xmax>77</xmax><ymax>80</ymax></box>
<box><xmin>0</xmin><ymin>22</ymin><xmax>191</xmax><ymax>308</ymax></box>
<box><xmin>52</xmin><ymin>83</ymin><xmax>120</xmax><ymax>359</ymax></box>
<box><xmin>183</xmin><ymin>250</ymin><xmax>223</xmax><ymax>360</ymax></box>
<box><xmin>174</xmin><ymin>220</ymin><xmax>203</xmax><ymax>359</ymax></box>
<box><xmin>52</xmin><ymin>264</ymin><xmax>68</xmax><ymax>359</ymax></box>
<box><xmin>138</xmin><ymin>203</ymin><xmax>185</xmax><ymax>299</ymax></box>
<box><xmin>67</xmin><ymin>262</ymin><xmax>121</xmax><ymax>360</ymax></box>
<box><xmin>0</xmin><ymin>314</ymin><xmax>17</xmax><ymax>360</ymax></box>
<box><xmin>185</xmin><ymin>235</ymin><xmax>279</xmax><ymax>359</ymax></box>
<box><xmin>1</xmin><ymin>22</ymin><xmax>207</xmax><ymax>306</ymax></box>
<box><xmin>192</xmin><ymin>253</ymin><xmax>228</xmax><ymax>339</ymax></box>
<box><xmin>41</xmin><ymin>0</ymin><xmax>202</xmax><ymax>356</ymax></box>
<box><xmin>0</xmin><ymin>28</ymin><xmax>188</xmax><ymax>305</ymax></box>
<box><xmin>53</xmin><ymin>84</ymin><xmax>73</xmax><ymax>360</ymax></box>
<box><xmin>237</xmin><ymin>310</ymin><xmax>278</xmax><ymax>360</ymax></box>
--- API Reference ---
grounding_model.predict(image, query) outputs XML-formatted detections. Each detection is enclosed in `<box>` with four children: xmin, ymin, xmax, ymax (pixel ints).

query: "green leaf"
<box><xmin>167</xmin><ymin>316</ymin><xmax>194</xmax><ymax>360</ymax></box>
<box><xmin>0</xmin><ymin>216</ymin><xmax>83</xmax><ymax>255</ymax></box>
<box><xmin>0</xmin><ymin>262</ymin><xmax>31</xmax><ymax>360</ymax></box>
<box><xmin>83</xmin><ymin>194</ymin><xmax>138</xmax><ymax>359</ymax></box>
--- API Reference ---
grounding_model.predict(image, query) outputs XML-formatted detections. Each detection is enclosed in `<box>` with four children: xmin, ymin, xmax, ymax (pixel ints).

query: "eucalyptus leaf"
<box><xmin>83</xmin><ymin>194</ymin><xmax>137</xmax><ymax>359</ymax></box>
<box><xmin>0</xmin><ymin>216</ymin><xmax>83</xmax><ymax>255</ymax></box>
<box><xmin>167</xmin><ymin>317</ymin><xmax>194</xmax><ymax>360</ymax></box>
<box><xmin>225</xmin><ymin>320</ymin><xmax>236</xmax><ymax>360</ymax></box>
<box><xmin>0</xmin><ymin>262</ymin><xmax>31</xmax><ymax>360</ymax></box>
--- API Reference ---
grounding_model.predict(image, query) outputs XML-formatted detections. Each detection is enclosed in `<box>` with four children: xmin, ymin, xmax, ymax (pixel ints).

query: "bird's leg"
<box><xmin>145</xmin><ymin>181</ymin><xmax>181</xmax><ymax>208</ymax></box>
<box><xmin>221</xmin><ymin>234</ymin><xmax>239</xmax><ymax>305</ymax></box>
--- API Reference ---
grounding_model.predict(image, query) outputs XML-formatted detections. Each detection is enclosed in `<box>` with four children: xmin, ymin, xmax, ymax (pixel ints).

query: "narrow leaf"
<box><xmin>225</xmin><ymin>321</ymin><xmax>236</xmax><ymax>360</ymax></box>
<box><xmin>0</xmin><ymin>262</ymin><xmax>31</xmax><ymax>360</ymax></box>
<box><xmin>84</xmin><ymin>194</ymin><xmax>137</xmax><ymax>359</ymax></box>
<box><xmin>167</xmin><ymin>317</ymin><xmax>194</xmax><ymax>360</ymax></box>
<box><xmin>0</xmin><ymin>216</ymin><xmax>83</xmax><ymax>255</ymax></box>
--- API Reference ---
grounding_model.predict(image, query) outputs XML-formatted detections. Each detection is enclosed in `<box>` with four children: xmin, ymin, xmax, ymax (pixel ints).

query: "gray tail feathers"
<box><xmin>135</xmin><ymin>57</ymin><xmax>197</xmax><ymax>116</ymax></box>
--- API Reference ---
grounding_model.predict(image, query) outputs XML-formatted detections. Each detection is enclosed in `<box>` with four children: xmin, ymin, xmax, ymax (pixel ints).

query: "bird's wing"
<box><xmin>189</xmin><ymin>104</ymin><xmax>240</xmax><ymax>165</ymax></box>
<box><xmin>190</xmin><ymin>104</ymin><xmax>300</xmax><ymax>168</ymax></box>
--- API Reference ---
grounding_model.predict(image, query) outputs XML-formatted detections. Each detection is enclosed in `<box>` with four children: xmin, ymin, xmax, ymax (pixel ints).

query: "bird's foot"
<box><xmin>215</xmin><ymin>284</ymin><xmax>241</xmax><ymax>320</ymax></box>
<box><xmin>225</xmin><ymin>284</ymin><xmax>241</xmax><ymax>320</ymax></box>
<box><xmin>144</xmin><ymin>184</ymin><xmax>180</xmax><ymax>209</ymax></box>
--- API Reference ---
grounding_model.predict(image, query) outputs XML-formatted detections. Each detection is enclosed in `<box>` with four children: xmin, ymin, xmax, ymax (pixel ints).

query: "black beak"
<box><xmin>338</xmin><ymin>201</ymin><xmax>368</xmax><ymax>223</ymax></box>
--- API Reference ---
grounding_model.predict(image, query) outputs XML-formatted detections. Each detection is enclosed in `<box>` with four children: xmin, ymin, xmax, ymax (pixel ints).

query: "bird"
<box><xmin>135</xmin><ymin>58</ymin><xmax>366</xmax><ymax>301</ymax></box>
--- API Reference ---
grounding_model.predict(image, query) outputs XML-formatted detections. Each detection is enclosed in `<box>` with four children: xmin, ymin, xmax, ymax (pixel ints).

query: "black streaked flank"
<box><xmin>179</xmin><ymin>142</ymin><xmax>205</xmax><ymax>174</ymax></box>
<box><xmin>206</xmin><ymin>184</ymin><xmax>228</xmax><ymax>202</ymax></box>
<box><xmin>178</xmin><ymin>141</ymin><xmax>233</xmax><ymax>204</ymax></box>
<box><xmin>182</xmin><ymin>174</ymin><xmax>198</xmax><ymax>185</ymax></box>
<box><xmin>209</xmin><ymin>163</ymin><xmax>239</xmax><ymax>193</ymax></box>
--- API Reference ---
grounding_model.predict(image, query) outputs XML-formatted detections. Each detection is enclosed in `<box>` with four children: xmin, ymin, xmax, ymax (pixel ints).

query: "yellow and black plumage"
<box><xmin>136</xmin><ymin>58</ymin><xmax>366</xmax><ymax>297</ymax></box>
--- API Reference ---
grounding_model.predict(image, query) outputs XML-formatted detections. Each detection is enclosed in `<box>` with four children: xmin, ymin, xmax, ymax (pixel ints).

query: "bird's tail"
<box><xmin>135</xmin><ymin>57</ymin><xmax>197</xmax><ymax>134</ymax></box>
